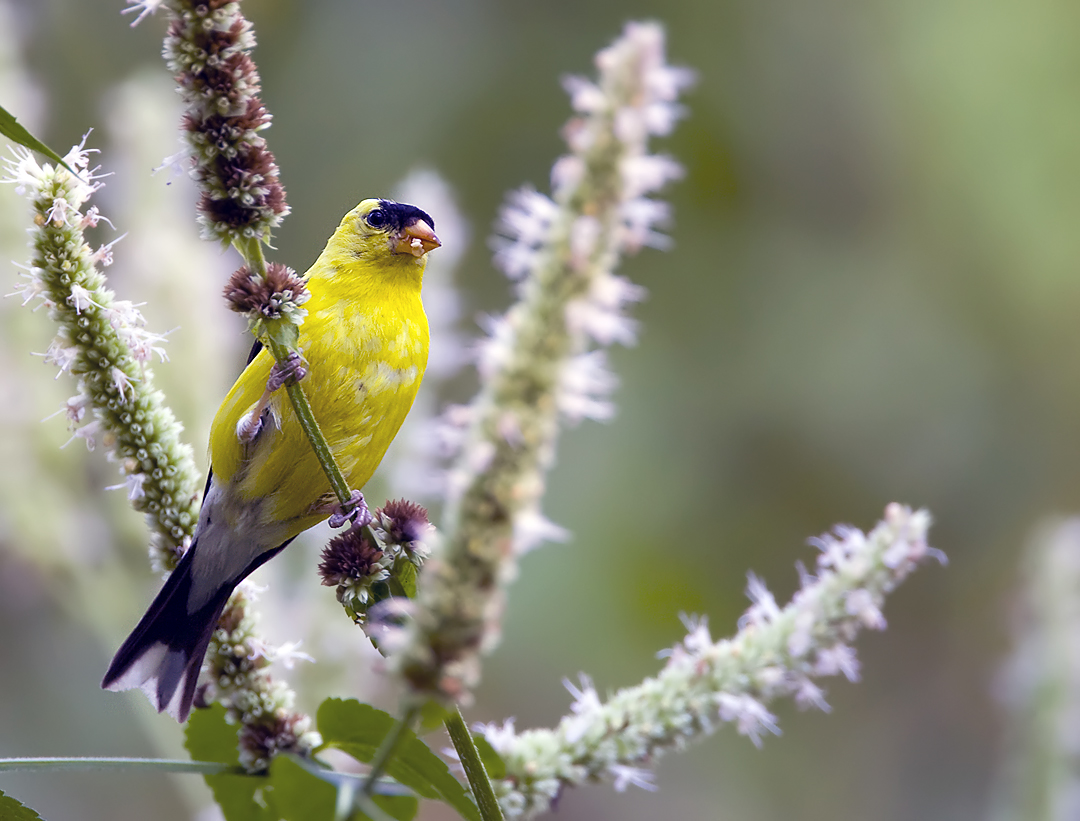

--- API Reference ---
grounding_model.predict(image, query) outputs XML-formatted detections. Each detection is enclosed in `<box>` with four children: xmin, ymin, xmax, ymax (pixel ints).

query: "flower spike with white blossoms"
<box><xmin>476</xmin><ymin>505</ymin><xmax>940</xmax><ymax>819</ymax></box>
<box><xmin>3</xmin><ymin>142</ymin><xmax>199</xmax><ymax>571</ymax></box>
<box><xmin>6</xmin><ymin>137</ymin><xmax>318</xmax><ymax>769</ymax></box>
<box><xmin>393</xmin><ymin>21</ymin><xmax>694</xmax><ymax>707</ymax></box>
<box><xmin>201</xmin><ymin>583</ymin><xmax>322</xmax><ymax>770</ymax></box>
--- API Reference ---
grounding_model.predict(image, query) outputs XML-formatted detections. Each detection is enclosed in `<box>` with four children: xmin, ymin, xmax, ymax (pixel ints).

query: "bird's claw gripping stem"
<box><xmin>268</xmin><ymin>350</ymin><xmax>308</xmax><ymax>392</ymax></box>
<box><xmin>328</xmin><ymin>489</ymin><xmax>372</xmax><ymax>529</ymax></box>
<box><xmin>235</xmin><ymin>352</ymin><xmax>309</xmax><ymax>443</ymax></box>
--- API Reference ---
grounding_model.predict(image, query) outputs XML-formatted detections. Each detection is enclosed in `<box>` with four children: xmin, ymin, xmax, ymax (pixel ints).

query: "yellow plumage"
<box><xmin>212</xmin><ymin>200</ymin><xmax>431</xmax><ymax>535</ymax></box>
<box><xmin>103</xmin><ymin>198</ymin><xmax>437</xmax><ymax>721</ymax></box>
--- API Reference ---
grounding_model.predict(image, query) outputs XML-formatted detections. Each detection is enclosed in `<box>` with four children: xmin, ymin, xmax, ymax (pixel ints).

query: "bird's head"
<box><xmin>340</xmin><ymin>198</ymin><xmax>441</xmax><ymax>262</ymax></box>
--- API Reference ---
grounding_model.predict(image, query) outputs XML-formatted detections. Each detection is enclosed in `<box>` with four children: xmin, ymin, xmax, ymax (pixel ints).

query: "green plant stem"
<box><xmin>265</xmin><ymin>336</ymin><xmax>352</xmax><ymax>505</ymax></box>
<box><xmin>444</xmin><ymin>708</ymin><xmax>505</xmax><ymax>821</ymax></box>
<box><xmin>0</xmin><ymin>757</ymin><xmax>240</xmax><ymax>775</ymax></box>
<box><xmin>237</xmin><ymin>238</ymin><xmax>353</xmax><ymax>509</ymax></box>
<box><xmin>361</xmin><ymin>704</ymin><xmax>423</xmax><ymax>798</ymax></box>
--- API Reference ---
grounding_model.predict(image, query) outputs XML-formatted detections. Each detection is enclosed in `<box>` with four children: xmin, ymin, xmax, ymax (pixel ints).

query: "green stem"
<box><xmin>0</xmin><ymin>757</ymin><xmax>241</xmax><ymax>775</ymax></box>
<box><xmin>265</xmin><ymin>336</ymin><xmax>352</xmax><ymax>505</ymax></box>
<box><xmin>444</xmin><ymin>708</ymin><xmax>505</xmax><ymax>821</ymax></box>
<box><xmin>362</xmin><ymin>704</ymin><xmax>423</xmax><ymax>798</ymax></box>
<box><xmin>235</xmin><ymin>237</ymin><xmax>353</xmax><ymax>508</ymax></box>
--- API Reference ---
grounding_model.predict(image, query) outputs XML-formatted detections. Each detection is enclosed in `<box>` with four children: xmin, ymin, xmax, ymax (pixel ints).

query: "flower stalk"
<box><xmin>126</xmin><ymin>0</ymin><xmax>323</xmax><ymax>768</ymax></box>
<box><xmin>3</xmin><ymin>141</ymin><xmax>199</xmax><ymax>572</ymax></box>
<box><xmin>394</xmin><ymin>20</ymin><xmax>694</xmax><ymax>706</ymax></box>
<box><xmin>477</xmin><ymin>504</ymin><xmax>941</xmax><ymax>818</ymax></box>
<box><xmin>988</xmin><ymin>519</ymin><xmax>1080</xmax><ymax>821</ymax></box>
<box><xmin>161</xmin><ymin>0</ymin><xmax>288</xmax><ymax>245</ymax></box>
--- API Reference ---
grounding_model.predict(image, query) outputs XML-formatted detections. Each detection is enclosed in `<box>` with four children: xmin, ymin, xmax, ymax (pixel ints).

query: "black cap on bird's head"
<box><xmin>360</xmin><ymin>199</ymin><xmax>440</xmax><ymax>258</ymax></box>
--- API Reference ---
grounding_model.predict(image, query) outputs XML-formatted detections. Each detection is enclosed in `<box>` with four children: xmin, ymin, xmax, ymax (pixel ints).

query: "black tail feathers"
<box><xmin>102</xmin><ymin>535</ymin><xmax>294</xmax><ymax>723</ymax></box>
<box><xmin>101</xmin><ymin>540</ymin><xmax>233</xmax><ymax>723</ymax></box>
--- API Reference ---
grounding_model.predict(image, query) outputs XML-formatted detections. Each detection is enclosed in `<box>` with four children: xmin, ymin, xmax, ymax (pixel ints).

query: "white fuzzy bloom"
<box><xmin>845</xmin><ymin>588</ymin><xmax>887</xmax><ymax>630</ymax></box>
<box><xmin>124</xmin><ymin>471</ymin><xmax>148</xmax><ymax>501</ymax></box>
<box><xmin>514</xmin><ymin>507</ymin><xmax>570</xmax><ymax>555</ymax></box>
<box><xmin>480</xmin><ymin>505</ymin><xmax>939</xmax><ymax>818</ymax></box>
<box><xmin>61</xmin><ymin>393</ymin><xmax>92</xmax><ymax>425</ymax></box>
<box><xmin>739</xmin><ymin>573</ymin><xmax>782</xmax><ymax>628</ymax></box>
<box><xmin>609</xmin><ymin>764</ymin><xmax>657</xmax><ymax>793</ymax></box>
<box><xmin>814</xmin><ymin>644</ymin><xmax>861</xmax><ymax>682</ymax></box>
<box><xmin>557</xmin><ymin>350</ymin><xmax>618</xmax><ymax>423</ymax></box>
<box><xmin>121</xmin><ymin>0</ymin><xmax>166</xmax><ymax>27</ymax></box>
<box><xmin>716</xmin><ymin>693</ymin><xmax>780</xmax><ymax>748</ymax></box>
<box><xmin>64</xmin><ymin>421</ymin><xmax>101</xmax><ymax>451</ymax></box>
<box><xmin>7</xmin><ymin>266</ymin><xmax>48</xmax><ymax>307</ymax></box>
<box><xmin>43</xmin><ymin>341</ymin><xmax>79</xmax><ymax>375</ymax></box>
<box><xmin>67</xmin><ymin>284</ymin><xmax>96</xmax><ymax>314</ymax></box>
<box><xmin>110</xmin><ymin>366</ymin><xmax>135</xmax><ymax>402</ymax></box>
<box><xmin>270</xmin><ymin>641</ymin><xmax>316</xmax><ymax>670</ymax></box>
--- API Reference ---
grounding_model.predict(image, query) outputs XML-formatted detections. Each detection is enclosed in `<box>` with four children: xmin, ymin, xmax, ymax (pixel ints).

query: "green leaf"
<box><xmin>394</xmin><ymin>559</ymin><xmax>418</xmax><ymax>599</ymax></box>
<box><xmin>317</xmin><ymin>699</ymin><xmax>481</xmax><ymax>821</ymax></box>
<box><xmin>270</xmin><ymin>757</ymin><xmax>418</xmax><ymax>821</ymax></box>
<box><xmin>0</xmin><ymin>102</ymin><xmax>76</xmax><ymax>174</ymax></box>
<box><xmin>368</xmin><ymin>794</ymin><xmax>419</xmax><ymax>821</ymax></box>
<box><xmin>185</xmin><ymin>705</ymin><xmax>274</xmax><ymax>821</ymax></box>
<box><xmin>470</xmin><ymin>734</ymin><xmax>507</xmax><ymax>780</ymax></box>
<box><xmin>416</xmin><ymin>700</ymin><xmax>453</xmax><ymax>736</ymax></box>
<box><xmin>0</xmin><ymin>789</ymin><xmax>45</xmax><ymax>821</ymax></box>
<box><xmin>268</xmin><ymin>756</ymin><xmax>336</xmax><ymax>821</ymax></box>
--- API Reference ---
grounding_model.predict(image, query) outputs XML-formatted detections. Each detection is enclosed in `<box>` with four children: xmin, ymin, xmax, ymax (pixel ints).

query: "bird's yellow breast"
<box><xmin>208</xmin><ymin>249</ymin><xmax>429</xmax><ymax>539</ymax></box>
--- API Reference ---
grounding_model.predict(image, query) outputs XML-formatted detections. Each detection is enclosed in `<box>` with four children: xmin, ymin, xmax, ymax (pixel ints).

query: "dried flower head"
<box><xmin>318</xmin><ymin>528</ymin><xmax>386</xmax><ymax>587</ymax></box>
<box><xmin>224</xmin><ymin>261</ymin><xmax>309</xmax><ymax>332</ymax></box>
<box><xmin>374</xmin><ymin>499</ymin><xmax>433</xmax><ymax>566</ymax></box>
<box><xmin>319</xmin><ymin>528</ymin><xmax>393</xmax><ymax>623</ymax></box>
<box><xmin>238</xmin><ymin>711</ymin><xmax>311</xmax><ymax>772</ymax></box>
<box><xmin>163</xmin><ymin>0</ymin><xmax>289</xmax><ymax>243</ymax></box>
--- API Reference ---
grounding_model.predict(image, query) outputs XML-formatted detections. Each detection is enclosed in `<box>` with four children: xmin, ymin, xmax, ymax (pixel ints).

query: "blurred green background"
<box><xmin>2</xmin><ymin>0</ymin><xmax>1078</xmax><ymax>818</ymax></box>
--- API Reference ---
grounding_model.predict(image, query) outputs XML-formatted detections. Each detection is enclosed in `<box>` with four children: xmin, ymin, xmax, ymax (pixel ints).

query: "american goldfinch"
<box><xmin>102</xmin><ymin>198</ymin><xmax>438</xmax><ymax>721</ymax></box>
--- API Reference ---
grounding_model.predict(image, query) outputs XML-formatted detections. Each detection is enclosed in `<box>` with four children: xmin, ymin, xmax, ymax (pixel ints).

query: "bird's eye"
<box><xmin>365</xmin><ymin>209</ymin><xmax>387</xmax><ymax>228</ymax></box>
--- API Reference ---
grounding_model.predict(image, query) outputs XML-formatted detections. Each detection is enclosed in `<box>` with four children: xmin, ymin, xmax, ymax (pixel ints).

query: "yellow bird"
<box><xmin>102</xmin><ymin>198</ymin><xmax>438</xmax><ymax>721</ymax></box>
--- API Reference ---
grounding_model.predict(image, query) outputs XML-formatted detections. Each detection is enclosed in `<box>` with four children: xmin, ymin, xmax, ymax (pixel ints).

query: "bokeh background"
<box><xmin>2</xmin><ymin>0</ymin><xmax>1078</xmax><ymax>819</ymax></box>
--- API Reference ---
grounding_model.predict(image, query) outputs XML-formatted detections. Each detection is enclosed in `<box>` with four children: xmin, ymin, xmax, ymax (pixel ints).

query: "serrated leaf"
<box><xmin>0</xmin><ymin>103</ymin><xmax>75</xmax><ymax>174</ymax></box>
<box><xmin>470</xmin><ymin>734</ymin><xmax>507</xmax><ymax>780</ymax></box>
<box><xmin>270</xmin><ymin>757</ymin><xmax>418</xmax><ymax>821</ymax></box>
<box><xmin>0</xmin><ymin>788</ymin><xmax>45</xmax><ymax>821</ymax></box>
<box><xmin>317</xmin><ymin>699</ymin><xmax>480</xmax><ymax>821</ymax></box>
<box><xmin>185</xmin><ymin>705</ymin><xmax>273</xmax><ymax>821</ymax></box>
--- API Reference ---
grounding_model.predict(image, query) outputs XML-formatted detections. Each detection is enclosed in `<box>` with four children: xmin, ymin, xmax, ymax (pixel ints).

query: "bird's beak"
<box><xmin>394</xmin><ymin>220</ymin><xmax>441</xmax><ymax>257</ymax></box>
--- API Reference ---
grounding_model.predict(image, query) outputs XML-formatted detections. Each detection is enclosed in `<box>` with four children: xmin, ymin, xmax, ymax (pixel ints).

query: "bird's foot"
<box><xmin>268</xmin><ymin>351</ymin><xmax>308</xmax><ymax>392</ymax></box>
<box><xmin>328</xmin><ymin>489</ymin><xmax>372</xmax><ymax>529</ymax></box>
<box><xmin>236</xmin><ymin>407</ymin><xmax>269</xmax><ymax>442</ymax></box>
